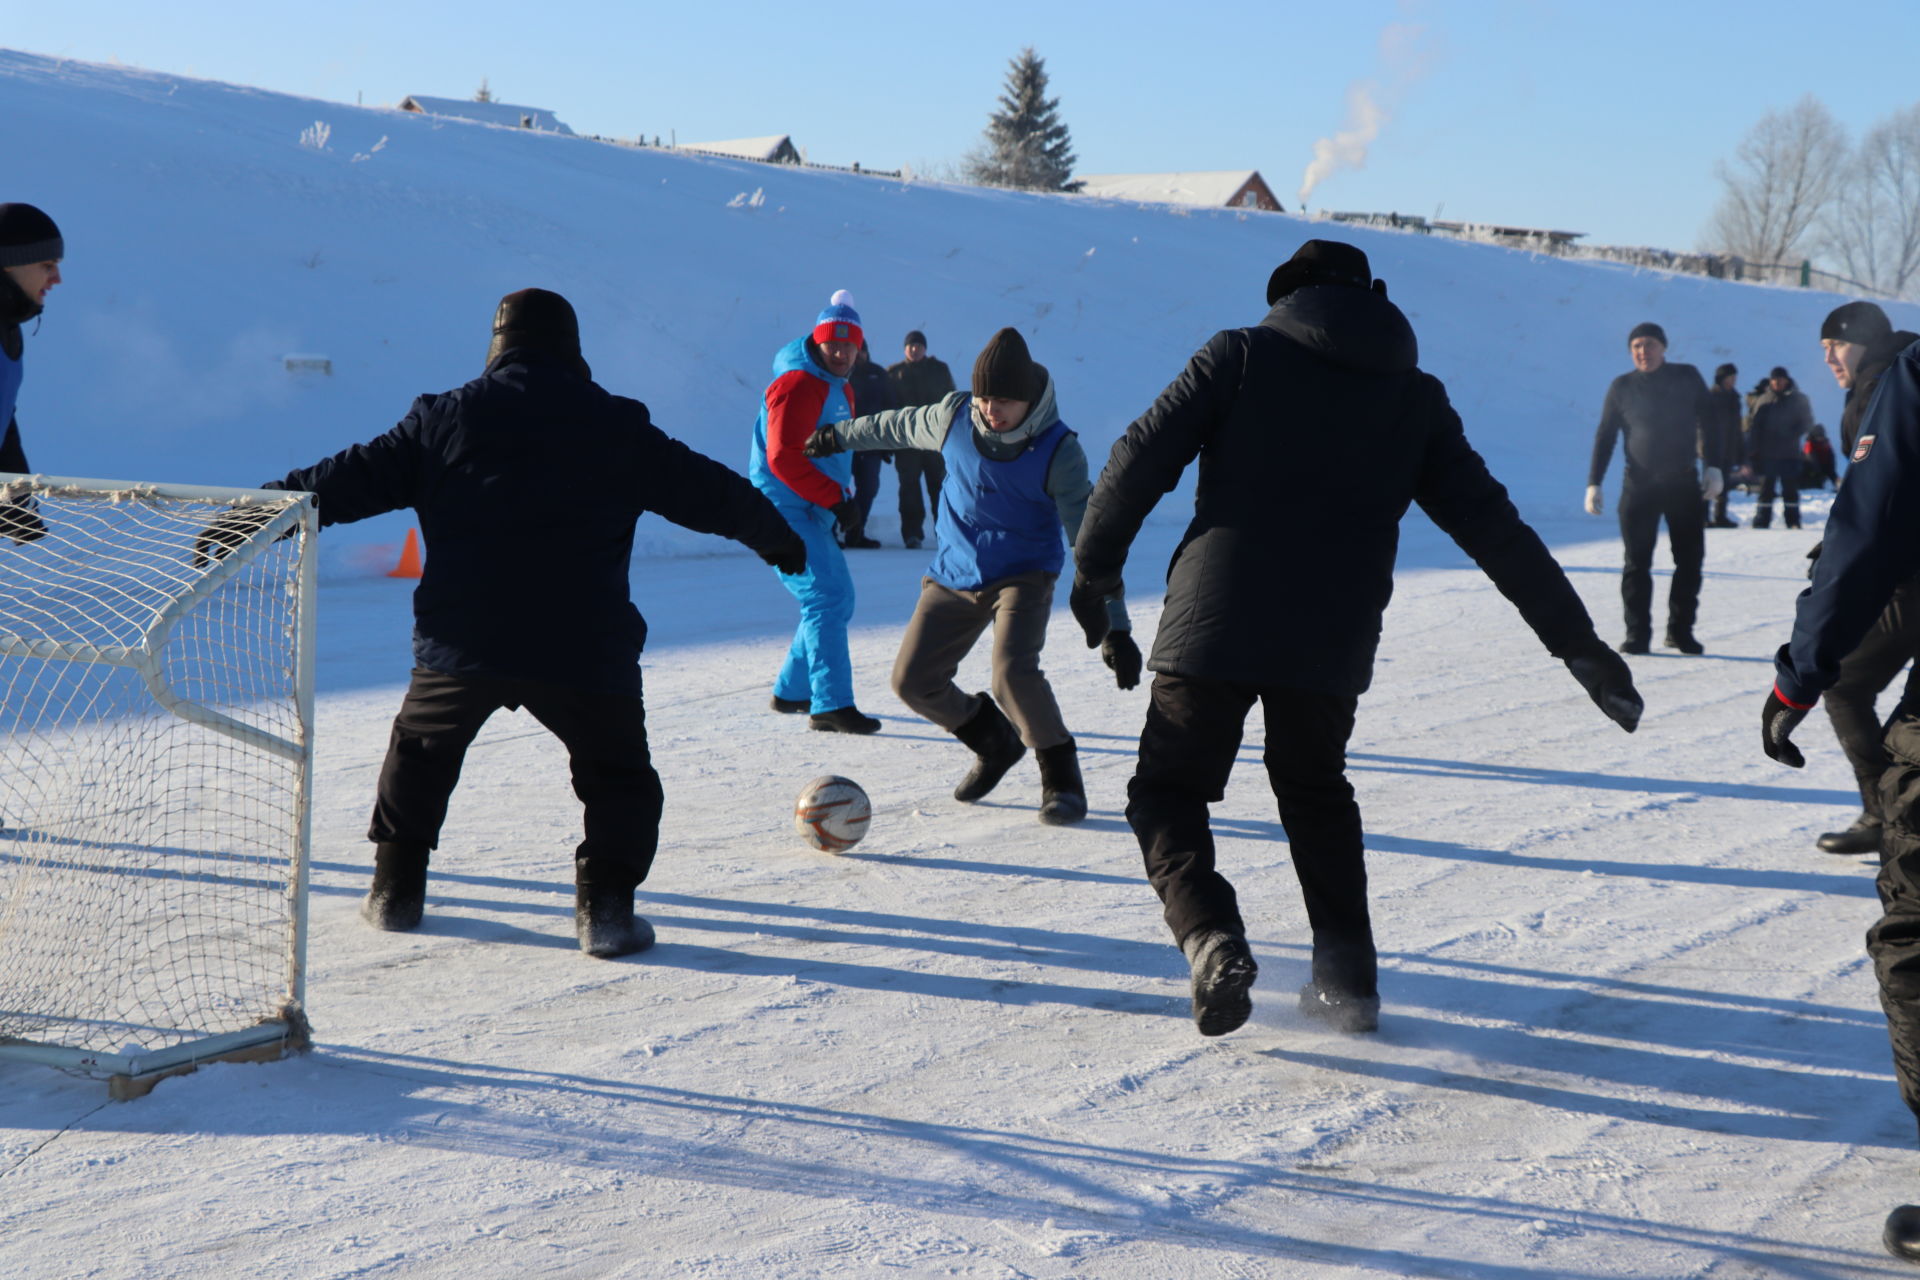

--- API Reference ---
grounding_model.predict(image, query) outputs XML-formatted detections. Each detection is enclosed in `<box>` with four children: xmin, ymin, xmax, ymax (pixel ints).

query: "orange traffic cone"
<box><xmin>388</xmin><ymin>528</ymin><xmax>423</xmax><ymax>579</ymax></box>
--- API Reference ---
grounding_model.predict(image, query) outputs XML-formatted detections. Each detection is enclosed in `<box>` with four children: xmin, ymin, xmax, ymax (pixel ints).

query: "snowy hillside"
<box><xmin>8</xmin><ymin>47</ymin><xmax>1920</xmax><ymax>1279</ymax></box>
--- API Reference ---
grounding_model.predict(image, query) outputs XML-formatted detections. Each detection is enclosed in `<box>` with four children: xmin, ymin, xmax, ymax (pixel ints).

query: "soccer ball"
<box><xmin>794</xmin><ymin>775</ymin><xmax>871</xmax><ymax>853</ymax></box>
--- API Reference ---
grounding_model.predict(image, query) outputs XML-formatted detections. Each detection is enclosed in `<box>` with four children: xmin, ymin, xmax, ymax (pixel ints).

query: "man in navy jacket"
<box><xmin>255</xmin><ymin>289</ymin><xmax>803</xmax><ymax>958</ymax></box>
<box><xmin>1763</xmin><ymin>330</ymin><xmax>1920</xmax><ymax>1262</ymax></box>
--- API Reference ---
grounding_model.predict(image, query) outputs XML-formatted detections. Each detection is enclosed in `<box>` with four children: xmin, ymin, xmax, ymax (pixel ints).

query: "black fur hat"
<box><xmin>486</xmin><ymin>288</ymin><xmax>590</xmax><ymax>379</ymax></box>
<box><xmin>1266</xmin><ymin>239</ymin><xmax>1373</xmax><ymax>305</ymax></box>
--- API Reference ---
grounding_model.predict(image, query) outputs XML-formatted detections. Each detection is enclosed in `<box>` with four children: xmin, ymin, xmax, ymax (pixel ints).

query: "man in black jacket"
<box><xmin>886</xmin><ymin>330</ymin><xmax>955</xmax><ymax>549</ymax></box>
<box><xmin>248</xmin><ymin>289</ymin><xmax>805</xmax><ymax>958</ymax></box>
<box><xmin>1071</xmin><ymin>240</ymin><xmax>1642</xmax><ymax>1038</ymax></box>
<box><xmin>0</xmin><ymin>203</ymin><xmax>61</xmax><ymax>543</ymax></box>
<box><xmin>1705</xmin><ymin>363</ymin><xmax>1743</xmax><ymax>527</ymax></box>
<box><xmin>1747</xmin><ymin>365</ymin><xmax>1814</xmax><ymax>529</ymax></box>
<box><xmin>1586</xmin><ymin>322</ymin><xmax>1718</xmax><ymax>654</ymax></box>
<box><xmin>1807</xmin><ymin>302</ymin><xmax>1920</xmax><ymax>856</ymax></box>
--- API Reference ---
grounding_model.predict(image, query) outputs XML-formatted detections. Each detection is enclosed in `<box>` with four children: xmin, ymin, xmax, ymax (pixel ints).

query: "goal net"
<box><xmin>0</xmin><ymin>474</ymin><xmax>315</xmax><ymax>1090</ymax></box>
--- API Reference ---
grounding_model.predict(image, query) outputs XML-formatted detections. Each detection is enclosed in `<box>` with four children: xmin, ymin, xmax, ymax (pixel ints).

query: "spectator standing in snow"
<box><xmin>1760</xmin><ymin>317</ymin><xmax>1920</xmax><ymax>1264</ymax></box>
<box><xmin>1746</xmin><ymin>365</ymin><xmax>1813</xmax><ymax>529</ymax></box>
<box><xmin>1073</xmin><ymin>240</ymin><xmax>1643</xmax><ymax>1039</ymax></box>
<box><xmin>1586</xmin><ymin>322</ymin><xmax>1718</xmax><ymax>654</ymax></box>
<box><xmin>1799</xmin><ymin>302</ymin><xmax>1920</xmax><ymax>857</ymax></box>
<box><xmin>838</xmin><ymin>341</ymin><xmax>891</xmax><ymax>548</ymax></box>
<box><xmin>886</xmin><ymin>330</ymin><xmax>955</xmax><ymax>550</ymax></box>
<box><xmin>1803</xmin><ymin>424</ymin><xmax>1838</xmax><ymax>489</ymax></box>
<box><xmin>225</xmin><ymin>289</ymin><xmax>804</xmax><ymax>958</ymax></box>
<box><xmin>749</xmin><ymin>290</ymin><xmax>885</xmax><ymax>733</ymax></box>
<box><xmin>0</xmin><ymin>203</ymin><xmax>62</xmax><ymax>543</ymax></box>
<box><xmin>806</xmin><ymin>327</ymin><xmax>1136</xmax><ymax>824</ymax></box>
<box><xmin>1705</xmin><ymin>363</ymin><xmax>1744</xmax><ymax>527</ymax></box>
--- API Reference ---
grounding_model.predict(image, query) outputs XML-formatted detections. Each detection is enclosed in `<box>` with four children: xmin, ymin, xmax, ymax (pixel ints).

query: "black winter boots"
<box><xmin>1818</xmin><ymin>812</ymin><xmax>1884</xmax><ymax>855</ymax></box>
<box><xmin>952</xmin><ymin>695</ymin><xmax>1025</xmax><ymax>802</ymax></box>
<box><xmin>1035</xmin><ymin>739</ymin><xmax>1087</xmax><ymax>825</ymax></box>
<box><xmin>1183</xmin><ymin>928</ymin><xmax>1258</xmax><ymax>1036</ymax></box>
<box><xmin>810</xmin><ymin>705</ymin><xmax>882</xmax><ymax>734</ymax></box>
<box><xmin>362</xmin><ymin>841</ymin><xmax>429</xmax><ymax>931</ymax></box>
<box><xmin>1663</xmin><ymin>629</ymin><xmax>1704</xmax><ymax>656</ymax></box>
<box><xmin>1298</xmin><ymin>982</ymin><xmax>1382</xmax><ymax>1033</ymax></box>
<box><xmin>575</xmin><ymin>859</ymin><xmax>656</xmax><ymax>958</ymax></box>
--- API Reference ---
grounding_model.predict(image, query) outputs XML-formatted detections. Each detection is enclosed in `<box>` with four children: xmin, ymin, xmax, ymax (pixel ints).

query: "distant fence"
<box><xmin>1319</xmin><ymin>211</ymin><xmax>1893</xmax><ymax>298</ymax></box>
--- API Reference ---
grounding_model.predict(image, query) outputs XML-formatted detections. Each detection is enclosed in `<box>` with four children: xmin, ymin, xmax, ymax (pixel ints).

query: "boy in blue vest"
<box><xmin>805</xmin><ymin>328</ymin><xmax>1135</xmax><ymax>822</ymax></box>
<box><xmin>0</xmin><ymin>203</ymin><xmax>61</xmax><ymax>543</ymax></box>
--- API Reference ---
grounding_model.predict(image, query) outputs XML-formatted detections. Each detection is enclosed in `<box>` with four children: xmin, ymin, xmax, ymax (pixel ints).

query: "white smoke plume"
<box><xmin>1297</xmin><ymin>22</ymin><xmax>1436</xmax><ymax>211</ymax></box>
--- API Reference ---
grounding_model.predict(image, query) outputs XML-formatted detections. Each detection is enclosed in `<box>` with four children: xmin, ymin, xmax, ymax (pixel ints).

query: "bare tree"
<box><xmin>1823</xmin><ymin>103</ymin><xmax>1920</xmax><ymax>299</ymax></box>
<box><xmin>1704</xmin><ymin>94</ymin><xmax>1848</xmax><ymax>265</ymax></box>
<box><xmin>963</xmin><ymin>48</ymin><xmax>1080</xmax><ymax>192</ymax></box>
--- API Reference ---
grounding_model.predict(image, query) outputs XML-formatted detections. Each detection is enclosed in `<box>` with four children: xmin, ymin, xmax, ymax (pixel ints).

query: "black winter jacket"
<box><xmin>1704</xmin><ymin>386</ymin><xmax>1743</xmax><ymax>472</ymax></box>
<box><xmin>1842</xmin><ymin>329</ymin><xmax>1920</xmax><ymax>456</ymax></box>
<box><xmin>1587</xmin><ymin>362</ymin><xmax>1712</xmax><ymax>487</ymax></box>
<box><xmin>886</xmin><ymin>356</ymin><xmax>956</xmax><ymax>410</ymax></box>
<box><xmin>1076</xmin><ymin>286</ymin><xmax>1600</xmax><ymax>694</ymax></box>
<box><xmin>1746</xmin><ymin>383</ymin><xmax>1813</xmax><ymax>464</ymax></box>
<box><xmin>266</xmin><ymin>349</ymin><xmax>795</xmax><ymax>694</ymax></box>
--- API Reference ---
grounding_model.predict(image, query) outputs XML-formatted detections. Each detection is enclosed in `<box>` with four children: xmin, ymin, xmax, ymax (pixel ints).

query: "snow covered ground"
<box><xmin>6</xmin><ymin>46</ymin><xmax>1920</xmax><ymax>1279</ymax></box>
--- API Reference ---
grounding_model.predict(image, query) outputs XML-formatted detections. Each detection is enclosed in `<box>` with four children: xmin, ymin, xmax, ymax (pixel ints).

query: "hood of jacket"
<box><xmin>970</xmin><ymin>371</ymin><xmax>1061</xmax><ymax>459</ymax></box>
<box><xmin>1260</xmin><ymin>284</ymin><xmax>1418</xmax><ymax>376</ymax></box>
<box><xmin>773</xmin><ymin>335</ymin><xmax>847</xmax><ymax>386</ymax></box>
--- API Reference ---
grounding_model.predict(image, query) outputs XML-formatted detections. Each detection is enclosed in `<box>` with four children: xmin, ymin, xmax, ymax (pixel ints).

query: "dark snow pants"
<box><xmin>368</xmin><ymin>667</ymin><xmax>665</xmax><ymax>889</ymax></box>
<box><xmin>1617</xmin><ymin>476</ymin><xmax>1704</xmax><ymax>643</ymax></box>
<box><xmin>894</xmin><ymin>449</ymin><xmax>945</xmax><ymax>544</ymax></box>
<box><xmin>1826</xmin><ymin>580</ymin><xmax>1920</xmax><ymax>822</ymax></box>
<box><xmin>1866</xmin><ymin>664</ymin><xmax>1920</xmax><ymax>1137</ymax></box>
<box><xmin>1126</xmin><ymin>674</ymin><xmax>1376</xmax><ymax>998</ymax></box>
<box><xmin>1753</xmin><ymin>460</ymin><xmax>1802</xmax><ymax>528</ymax></box>
<box><xmin>849</xmin><ymin>451</ymin><xmax>884</xmax><ymax>534</ymax></box>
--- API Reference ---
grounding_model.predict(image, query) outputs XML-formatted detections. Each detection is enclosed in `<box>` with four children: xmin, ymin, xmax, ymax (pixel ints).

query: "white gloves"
<box><xmin>1702</xmin><ymin>467</ymin><xmax>1724</xmax><ymax>501</ymax></box>
<box><xmin>1584</xmin><ymin>484</ymin><xmax>1603</xmax><ymax>516</ymax></box>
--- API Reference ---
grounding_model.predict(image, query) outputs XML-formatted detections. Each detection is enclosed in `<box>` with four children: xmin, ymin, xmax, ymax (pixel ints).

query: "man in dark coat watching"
<box><xmin>1586</xmin><ymin>322</ymin><xmax>1718</xmax><ymax>654</ymax></box>
<box><xmin>1071</xmin><ymin>240</ymin><xmax>1643</xmax><ymax>1039</ymax></box>
<box><xmin>1803</xmin><ymin>301</ymin><xmax>1920</xmax><ymax>856</ymax></box>
<box><xmin>1760</xmin><ymin>317</ymin><xmax>1920</xmax><ymax>1264</ymax></box>
<box><xmin>885</xmin><ymin>329</ymin><xmax>955</xmax><ymax>550</ymax></box>
<box><xmin>0</xmin><ymin>202</ymin><xmax>61</xmax><ymax>543</ymax></box>
<box><xmin>1746</xmin><ymin>365</ymin><xmax>1814</xmax><ymax>529</ymax></box>
<box><xmin>235</xmin><ymin>289</ymin><xmax>805</xmax><ymax>958</ymax></box>
<box><xmin>1705</xmin><ymin>363</ymin><xmax>1743</xmax><ymax>527</ymax></box>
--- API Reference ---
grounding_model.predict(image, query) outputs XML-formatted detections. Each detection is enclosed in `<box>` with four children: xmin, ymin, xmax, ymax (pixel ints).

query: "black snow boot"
<box><xmin>1886</xmin><ymin>1205</ymin><xmax>1920</xmax><ymax>1262</ymax></box>
<box><xmin>575</xmin><ymin>863</ymin><xmax>655</xmax><ymax>959</ymax></box>
<box><xmin>770</xmin><ymin>695</ymin><xmax>809</xmax><ymax>714</ymax></box>
<box><xmin>361</xmin><ymin>841</ymin><xmax>429</xmax><ymax>932</ymax></box>
<box><xmin>1818</xmin><ymin>813</ymin><xmax>1884</xmax><ymax>855</ymax></box>
<box><xmin>1663</xmin><ymin>629</ymin><xmax>1704</xmax><ymax>656</ymax></box>
<box><xmin>1785</xmin><ymin>505</ymin><xmax>1802</xmax><ymax>530</ymax></box>
<box><xmin>951</xmin><ymin>695</ymin><xmax>1025</xmax><ymax>802</ymax></box>
<box><xmin>1618</xmin><ymin>635</ymin><xmax>1651</xmax><ymax>655</ymax></box>
<box><xmin>1753</xmin><ymin>506</ymin><xmax>1773</xmax><ymax>530</ymax></box>
<box><xmin>810</xmin><ymin>705</ymin><xmax>882</xmax><ymax>734</ymax></box>
<box><xmin>1183</xmin><ymin>928</ymin><xmax>1258</xmax><ymax>1036</ymax></box>
<box><xmin>1298</xmin><ymin>981</ymin><xmax>1381</xmax><ymax>1033</ymax></box>
<box><xmin>1035</xmin><ymin>739</ymin><xmax>1087</xmax><ymax>825</ymax></box>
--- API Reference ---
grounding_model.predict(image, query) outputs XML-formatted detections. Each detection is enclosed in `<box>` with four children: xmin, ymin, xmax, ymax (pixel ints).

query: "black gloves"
<box><xmin>803</xmin><ymin>426</ymin><xmax>844</xmax><ymax>458</ymax></box>
<box><xmin>1102</xmin><ymin>631</ymin><xmax>1142</xmax><ymax>690</ymax></box>
<box><xmin>1564</xmin><ymin>643</ymin><xmax>1643</xmax><ymax>733</ymax></box>
<box><xmin>1762</xmin><ymin>685</ymin><xmax>1813</xmax><ymax>767</ymax></box>
<box><xmin>192</xmin><ymin>506</ymin><xmax>280</xmax><ymax>569</ymax></box>
<box><xmin>1806</xmin><ymin>541</ymin><xmax>1822</xmax><ymax>581</ymax></box>
<box><xmin>830</xmin><ymin>500</ymin><xmax>859</xmax><ymax>535</ymax></box>
<box><xmin>1069</xmin><ymin>572</ymin><xmax>1120</xmax><ymax>647</ymax></box>
<box><xmin>758</xmin><ymin>531</ymin><xmax>808</xmax><ymax>576</ymax></box>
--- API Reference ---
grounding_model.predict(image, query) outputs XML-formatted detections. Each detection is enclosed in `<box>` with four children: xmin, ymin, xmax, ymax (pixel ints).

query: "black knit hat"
<box><xmin>972</xmin><ymin>327</ymin><xmax>1045</xmax><ymax>401</ymax></box>
<box><xmin>1769</xmin><ymin>365</ymin><xmax>1790</xmax><ymax>381</ymax></box>
<box><xmin>1714</xmin><ymin>362</ymin><xmax>1738</xmax><ymax>383</ymax></box>
<box><xmin>486</xmin><ymin>287</ymin><xmax>589</xmax><ymax>378</ymax></box>
<box><xmin>1821</xmin><ymin>300</ymin><xmax>1894</xmax><ymax>347</ymax></box>
<box><xmin>0</xmin><ymin>204</ymin><xmax>63</xmax><ymax>268</ymax></box>
<box><xmin>1266</xmin><ymin>239</ymin><xmax>1372</xmax><ymax>305</ymax></box>
<box><xmin>904</xmin><ymin>329</ymin><xmax>928</xmax><ymax>347</ymax></box>
<box><xmin>1628</xmin><ymin>322</ymin><xmax>1667</xmax><ymax>347</ymax></box>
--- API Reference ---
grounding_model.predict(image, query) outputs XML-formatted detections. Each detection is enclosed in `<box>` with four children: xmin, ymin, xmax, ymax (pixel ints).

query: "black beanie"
<box><xmin>1628</xmin><ymin>322</ymin><xmax>1667</xmax><ymax>347</ymax></box>
<box><xmin>486</xmin><ymin>287</ymin><xmax>588</xmax><ymax>378</ymax></box>
<box><xmin>972</xmin><ymin>327</ymin><xmax>1045</xmax><ymax>401</ymax></box>
<box><xmin>904</xmin><ymin>329</ymin><xmax>928</xmax><ymax>347</ymax></box>
<box><xmin>1769</xmin><ymin>365</ymin><xmax>1790</xmax><ymax>381</ymax></box>
<box><xmin>1266</xmin><ymin>239</ymin><xmax>1372</xmax><ymax>305</ymax></box>
<box><xmin>1821</xmin><ymin>300</ymin><xmax>1894</xmax><ymax>347</ymax></box>
<box><xmin>0</xmin><ymin>204</ymin><xmax>62</xmax><ymax>268</ymax></box>
<box><xmin>1714</xmin><ymin>362</ymin><xmax>1737</xmax><ymax>383</ymax></box>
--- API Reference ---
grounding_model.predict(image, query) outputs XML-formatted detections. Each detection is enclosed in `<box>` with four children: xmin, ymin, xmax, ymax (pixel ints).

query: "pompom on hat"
<box><xmin>812</xmin><ymin>289</ymin><xmax>864</xmax><ymax>347</ymax></box>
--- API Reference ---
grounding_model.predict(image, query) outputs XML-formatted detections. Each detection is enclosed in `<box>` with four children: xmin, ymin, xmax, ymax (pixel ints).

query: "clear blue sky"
<box><xmin>11</xmin><ymin>0</ymin><xmax>1918</xmax><ymax>252</ymax></box>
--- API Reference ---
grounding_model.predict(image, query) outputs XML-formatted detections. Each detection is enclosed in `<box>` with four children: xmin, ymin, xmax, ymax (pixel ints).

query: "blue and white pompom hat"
<box><xmin>811</xmin><ymin>289</ymin><xmax>864</xmax><ymax>348</ymax></box>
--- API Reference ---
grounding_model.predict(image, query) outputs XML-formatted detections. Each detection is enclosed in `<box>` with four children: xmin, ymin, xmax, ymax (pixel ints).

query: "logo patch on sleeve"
<box><xmin>1854</xmin><ymin>435</ymin><xmax>1877</xmax><ymax>462</ymax></box>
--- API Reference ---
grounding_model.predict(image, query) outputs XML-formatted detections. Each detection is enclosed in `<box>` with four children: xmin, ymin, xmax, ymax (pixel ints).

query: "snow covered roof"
<box><xmin>398</xmin><ymin>96</ymin><xmax>576</xmax><ymax>136</ymax></box>
<box><xmin>678</xmin><ymin>135</ymin><xmax>801</xmax><ymax>164</ymax></box>
<box><xmin>1075</xmin><ymin>170</ymin><xmax>1282</xmax><ymax>212</ymax></box>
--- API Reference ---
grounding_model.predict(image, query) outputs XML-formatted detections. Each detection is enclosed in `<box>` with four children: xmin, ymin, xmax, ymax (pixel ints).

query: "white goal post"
<box><xmin>0</xmin><ymin>473</ymin><xmax>317</xmax><ymax>1097</ymax></box>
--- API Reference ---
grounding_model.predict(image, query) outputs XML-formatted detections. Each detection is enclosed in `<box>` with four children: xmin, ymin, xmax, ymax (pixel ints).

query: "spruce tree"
<box><xmin>966</xmin><ymin>48</ymin><xmax>1079</xmax><ymax>192</ymax></box>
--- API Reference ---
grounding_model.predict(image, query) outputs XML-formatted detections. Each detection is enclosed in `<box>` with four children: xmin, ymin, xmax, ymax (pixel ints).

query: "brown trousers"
<box><xmin>890</xmin><ymin>571</ymin><xmax>1070</xmax><ymax>749</ymax></box>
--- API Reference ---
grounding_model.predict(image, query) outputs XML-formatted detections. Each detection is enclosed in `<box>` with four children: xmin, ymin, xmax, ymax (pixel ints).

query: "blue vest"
<box><xmin>929</xmin><ymin>409</ymin><xmax>1071</xmax><ymax>591</ymax></box>
<box><xmin>0</xmin><ymin>342</ymin><xmax>21</xmax><ymax>442</ymax></box>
